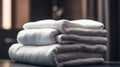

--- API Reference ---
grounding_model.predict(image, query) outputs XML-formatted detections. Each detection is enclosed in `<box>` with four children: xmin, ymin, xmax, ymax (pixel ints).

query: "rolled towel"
<box><xmin>23</xmin><ymin>19</ymin><xmax>104</xmax><ymax>33</ymax></box>
<box><xmin>9</xmin><ymin>44</ymin><xmax>105</xmax><ymax>67</ymax></box>
<box><xmin>56</xmin><ymin>34</ymin><xmax>108</xmax><ymax>45</ymax></box>
<box><xmin>17</xmin><ymin>29</ymin><xmax>59</xmax><ymax>46</ymax></box>
<box><xmin>66</xmin><ymin>28</ymin><xmax>107</xmax><ymax>37</ymax></box>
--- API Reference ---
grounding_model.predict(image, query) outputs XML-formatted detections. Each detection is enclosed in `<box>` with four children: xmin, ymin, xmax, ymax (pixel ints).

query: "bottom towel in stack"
<box><xmin>9</xmin><ymin>43</ymin><xmax>107</xmax><ymax>67</ymax></box>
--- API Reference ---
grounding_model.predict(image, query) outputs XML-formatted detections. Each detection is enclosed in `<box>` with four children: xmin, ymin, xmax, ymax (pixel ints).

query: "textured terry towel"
<box><xmin>56</xmin><ymin>34</ymin><xmax>108</xmax><ymax>45</ymax></box>
<box><xmin>23</xmin><ymin>19</ymin><xmax>104</xmax><ymax>33</ymax></box>
<box><xmin>68</xmin><ymin>19</ymin><xmax>104</xmax><ymax>29</ymax></box>
<box><xmin>59</xmin><ymin>58</ymin><xmax>104</xmax><ymax>67</ymax></box>
<box><xmin>56</xmin><ymin>52</ymin><xmax>103</xmax><ymax>62</ymax></box>
<box><xmin>17</xmin><ymin>29</ymin><xmax>59</xmax><ymax>46</ymax></box>
<box><xmin>9</xmin><ymin>44</ymin><xmax>105</xmax><ymax>67</ymax></box>
<box><xmin>56</xmin><ymin>44</ymin><xmax>107</xmax><ymax>53</ymax></box>
<box><xmin>66</xmin><ymin>28</ymin><xmax>107</xmax><ymax>37</ymax></box>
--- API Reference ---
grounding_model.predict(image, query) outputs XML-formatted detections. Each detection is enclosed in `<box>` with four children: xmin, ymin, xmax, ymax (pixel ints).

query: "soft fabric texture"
<box><xmin>9</xmin><ymin>44</ymin><xmax>105</xmax><ymax>67</ymax></box>
<box><xmin>23</xmin><ymin>19</ymin><xmax>104</xmax><ymax>33</ymax></box>
<box><xmin>9</xmin><ymin>44</ymin><xmax>59</xmax><ymax>66</ymax></box>
<box><xmin>10</xmin><ymin>19</ymin><xmax>107</xmax><ymax>67</ymax></box>
<box><xmin>66</xmin><ymin>28</ymin><xmax>107</xmax><ymax>37</ymax></box>
<box><xmin>59</xmin><ymin>58</ymin><xmax>104</xmax><ymax>67</ymax></box>
<box><xmin>56</xmin><ymin>52</ymin><xmax>103</xmax><ymax>62</ymax></box>
<box><xmin>56</xmin><ymin>34</ymin><xmax>108</xmax><ymax>45</ymax></box>
<box><xmin>17</xmin><ymin>29</ymin><xmax>59</xmax><ymax>46</ymax></box>
<box><xmin>56</xmin><ymin>44</ymin><xmax>107</xmax><ymax>53</ymax></box>
<box><xmin>68</xmin><ymin>19</ymin><xmax>104</xmax><ymax>29</ymax></box>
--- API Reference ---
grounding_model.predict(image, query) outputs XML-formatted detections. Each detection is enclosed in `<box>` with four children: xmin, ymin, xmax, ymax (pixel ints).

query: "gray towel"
<box><xmin>56</xmin><ymin>40</ymin><xmax>80</xmax><ymax>44</ymax></box>
<box><xmin>9</xmin><ymin>44</ymin><xmax>105</xmax><ymax>67</ymax></box>
<box><xmin>66</xmin><ymin>28</ymin><xmax>107</xmax><ymax>37</ymax></box>
<box><xmin>59</xmin><ymin>58</ymin><xmax>104</xmax><ymax>67</ymax></box>
<box><xmin>23</xmin><ymin>19</ymin><xmax>104</xmax><ymax>33</ymax></box>
<box><xmin>56</xmin><ymin>44</ymin><xmax>107</xmax><ymax>53</ymax></box>
<box><xmin>56</xmin><ymin>34</ymin><xmax>108</xmax><ymax>45</ymax></box>
<box><xmin>17</xmin><ymin>29</ymin><xmax>59</xmax><ymax>46</ymax></box>
<box><xmin>56</xmin><ymin>52</ymin><xmax>103</xmax><ymax>62</ymax></box>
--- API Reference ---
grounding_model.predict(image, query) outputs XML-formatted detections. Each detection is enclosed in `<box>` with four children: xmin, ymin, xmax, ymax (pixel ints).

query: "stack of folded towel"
<box><xmin>8</xmin><ymin>19</ymin><xmax>108</xmax><ymax>67</ymax></box>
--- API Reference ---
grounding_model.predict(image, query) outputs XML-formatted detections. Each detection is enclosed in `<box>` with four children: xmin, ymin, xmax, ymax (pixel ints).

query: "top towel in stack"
<box><xmin>23</xmin><ymin>19</ymin><xmax>104</xmax><ymax>34</ymax></box>
<box><xmin>9</xmin><ymin>19</ymin><xmax>108</xmax><ymax>67</ymax></box>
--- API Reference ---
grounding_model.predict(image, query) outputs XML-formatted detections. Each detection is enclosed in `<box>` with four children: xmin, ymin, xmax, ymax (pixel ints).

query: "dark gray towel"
<box><xmin>56</xmin><ymin>34</ymin><xmax>108</xmax><ymax>45</ymax></box>
<box><xmin>56</xmin><ymin>44</ymin><xmax>107</xmax><ymax>53</ymax></box>
<box><xmin>56</xmin><ymin>52</ymin><xmax>103</xmax><ymax>62</ymax></box>
<box><xmin>66</xmin><ymin>28</ymin><xmax>107</xmax><ymax>37</ymax></box>
<box><xmin>59</xmin><ymin>58</ymin><xmax>104</xmax><ymax>67</ymax></box>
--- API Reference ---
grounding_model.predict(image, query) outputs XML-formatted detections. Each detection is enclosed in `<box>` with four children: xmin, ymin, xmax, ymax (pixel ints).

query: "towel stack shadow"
<box><xmin>8</xmin><ymin>19</ymin><xmax>108</xmax><ymax>67</ymax></box>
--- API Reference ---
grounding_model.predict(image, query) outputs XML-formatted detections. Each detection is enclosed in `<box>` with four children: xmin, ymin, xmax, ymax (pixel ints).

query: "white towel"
<box><xmin>9</xmin><ymin>43</ymin><xmax>60</xmax><ymax>66</ymax></box>
<box><xmin>69</xmin><ymin>19</ymin><xmax>104</xmax><ymax>29</ymax></box>
<box><xmin>17</xmin><ymin>29</ymin><xmax>59</xmax><ymax>46</ymax></box>
<box><xmin>23</xmin><ymin>19</ymin><xmax>67</xmax><ymax>33</ymax></box>
<box><xmin>23</xmin><ymin>19</ymin><xmax>104</xmax><ymax>33</ymax></box>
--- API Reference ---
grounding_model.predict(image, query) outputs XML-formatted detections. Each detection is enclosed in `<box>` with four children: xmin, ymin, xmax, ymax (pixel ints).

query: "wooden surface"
<box><xmin>0</xmin><ymin>60</ymin><xmax>120</xmax><ymax>67</ymax></box>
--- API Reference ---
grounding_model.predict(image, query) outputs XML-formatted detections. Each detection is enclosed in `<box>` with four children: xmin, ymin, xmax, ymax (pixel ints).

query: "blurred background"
<box><xmin>0</xmin><ymin>0</ymin><xmax>119</xmax><ymax>61</ymax></box>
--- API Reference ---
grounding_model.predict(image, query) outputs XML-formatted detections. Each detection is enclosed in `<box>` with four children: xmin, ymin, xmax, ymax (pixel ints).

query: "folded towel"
<box><xmin>56</xmin><ymin>44</ymin><xmax>107</xmax><ymax>53</ymax></box>
<box><xmin>17</xmin><ymin>29</ymin><xmax>59</xmax><ymax>46</ymax></box>
<box><xmin>23</xmin><ymin>19</ymin><xmax>104</xmax><ymax>33</ymax></box>
<box><xmin>56</xmin><ymin>34</ymin><xmax>108</xmax><ymax>45</ymax></box>
<box><xmin>56</xmin><ymin>52</ymin><xmax>103</xmax><ymax>62</ymax></box>
<box><xmin>68</xmin><ymin>19</ymin><xmax>104</xmax><ymax>29</ymax></box>
<box><xmin>9</xmin><ymin>44</ymin><xmax>105</xmax><ymax>67</ymax></box>
<box><xmin>9</xmin><ymin>44</ymin><xmax>59</xmax><ymax>66</ymax></box>
<box><xmin>59</xmin><ymin>58</ymin><xmax>104</xmax><ymax>67</ymax></box>
<box><xmin>66</xmin><ymin>28</ymin><xmax>107</xmax><ymax>37</ymax></box>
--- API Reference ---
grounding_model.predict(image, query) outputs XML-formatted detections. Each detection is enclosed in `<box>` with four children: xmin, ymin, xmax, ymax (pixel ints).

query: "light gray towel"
<box><xmin>9</xmin><ymin>44</ymin><xmax>105</xmax><ymax>67</ymax></box>
<box><xmin>23</xmin><ymin>19</ymin><xmax>104</xmax><ymax>33</ymax></box>
<box><xmin>56</xmin><ymin>34</ymin><xmax>108</xmax><ymax>45</ymax></box>
<box><xmin>66</xmin><ymin>28</ymin><xmax>107</xmax><ymax>37</ymax></box>
<box><xmin>17</xmin><ymin>29</ymin><xmax>59</xmax><ymax>46</ymax></box>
